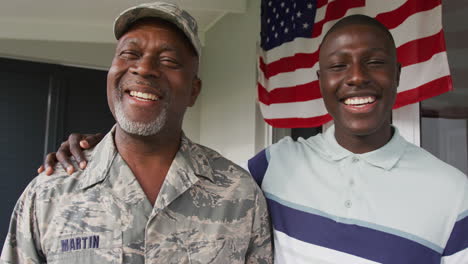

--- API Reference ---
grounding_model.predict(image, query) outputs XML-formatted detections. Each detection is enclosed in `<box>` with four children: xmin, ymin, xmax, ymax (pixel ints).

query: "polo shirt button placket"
<box><xmin>346</xmin><ymin>156</ymin><xmax>359</xmax><ymax>213</ymax></box>
<box><xmin>344</xmin><ymin>200</ymin><xmax>352</xmax><ymax>208</ymax></box>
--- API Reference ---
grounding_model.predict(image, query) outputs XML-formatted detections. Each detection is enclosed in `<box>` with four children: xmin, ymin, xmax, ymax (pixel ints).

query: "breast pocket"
<box><xmin>44</xmin><ymin>231</ymin><xmax>122</xmax><ymax>264</ymax></box>
<box><xmin>187</xmin><ymin>238</ymin><xmax>246</xmax><ymax>264</ymax></box>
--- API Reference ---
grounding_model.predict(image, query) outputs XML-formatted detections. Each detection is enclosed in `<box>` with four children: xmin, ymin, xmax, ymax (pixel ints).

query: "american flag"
<box><xmin>258</xmin><ymin>0</ymin><xmax>453</xmax><ymax>128</ymax></box>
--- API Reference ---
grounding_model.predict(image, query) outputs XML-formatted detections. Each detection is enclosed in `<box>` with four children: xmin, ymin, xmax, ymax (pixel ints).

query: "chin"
<box><xmin>114</xmin><ymin>103</ymin><xmax>167</xmax><ymax>137</ymax></box>
<box><xmin>338</xmin><ymin>119</ymin><xmax>386</xmax><ymax>137</ymax></box>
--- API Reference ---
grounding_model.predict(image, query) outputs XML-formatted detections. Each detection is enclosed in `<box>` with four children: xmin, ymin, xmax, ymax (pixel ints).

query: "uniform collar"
<box><xmin>323</xmin><ymin>125</ymin><xmax>408</xmax><ymax>170</ymax></box>
<box><xmin>78</xmin><ymin>125</ymin><xmax>215</xmax><ymax>190</ymax></box>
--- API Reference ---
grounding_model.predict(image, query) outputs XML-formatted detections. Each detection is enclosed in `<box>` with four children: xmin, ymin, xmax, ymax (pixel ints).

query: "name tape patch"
<box><xmin>61</xmin><ymin>235</ymin><xmax>100</xmax><ymax>252</ymax></box>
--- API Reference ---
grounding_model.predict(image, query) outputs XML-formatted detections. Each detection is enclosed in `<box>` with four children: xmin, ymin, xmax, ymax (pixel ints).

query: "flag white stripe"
<box><xmin>390</xmin><ymin>5</ymin><xmax>442</xmax><ymax>47</ymax></box>
<box><xmin>258</xmin><ymin>64</ymin><xmax>318</xmax><ymax>92</ymax></box>
<box><xmin>260</xmin><ymin>0</ymin><xmax>407</xmax><ymax>64</ymax></box>
<box><xmin>260</xmin><ymin>99</ymin><xmax>328</xmax><ymax>119</ymax></box>
<box><xmin>398</xmin><ymin>51</ymin><xmax>450</xmax><ymax>93</ymax></box>
<box><xmin>313</xmin><ymin>1</ymin><xmax>329</xmax><ymax>23</ymax></box>
<box><xmin>441</xmin><ymin>248</ymin><xmax>468</xmax><ymax>264</ymax></box>
<box><xmin>274</xmin><ymin>230</ymin><xmax>382</xmax><ymax>264</ymax></box>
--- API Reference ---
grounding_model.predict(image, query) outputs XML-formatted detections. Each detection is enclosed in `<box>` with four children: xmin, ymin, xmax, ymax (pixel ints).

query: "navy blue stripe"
<box><xmin>248</xmin><ymin>149</ymin><xmax>268</xmax><ymax>186</ymax></box>
<box><xmin>268</xmin><ymin>198</ymin><xmax>441</xmax><ymax>264</ymax></box>
<box><xmin>444</xmin><ymin>215</ymin><xmax>468</xmax><ymax>256</ymax></box>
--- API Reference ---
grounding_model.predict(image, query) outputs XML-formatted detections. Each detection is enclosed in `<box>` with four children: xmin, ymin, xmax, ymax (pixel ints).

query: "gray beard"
<box><xmin>114</xmin><ymin>99</ymin><xmax>168</xmax><ymax>137</ymax></box>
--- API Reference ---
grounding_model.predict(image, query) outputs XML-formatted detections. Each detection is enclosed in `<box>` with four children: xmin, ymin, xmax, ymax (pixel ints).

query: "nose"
<box><xmin>129</xmin><ymin>57</ymin><xmax>160</xmax><ymax>78</ymax></box>
<box><xmin>345</xmin><ymin>63</ymin><xmax>370</xmax><ymax>87</ymax></box>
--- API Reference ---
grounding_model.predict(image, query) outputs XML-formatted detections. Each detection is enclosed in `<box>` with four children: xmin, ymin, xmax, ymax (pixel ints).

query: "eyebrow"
<box><xmin>117</xmin><ymin>39</ymin><xmax>179</xmax><ymax>54</ymax></box>
<box><xmin>326</xmin><ymin>47</ymin><xmax>390</xmax><ymax>57</ymax></box>
<box><xmin>117</xmin><ymin>38</ymin><xmax>139</xmax><ymax>49</ymax></box>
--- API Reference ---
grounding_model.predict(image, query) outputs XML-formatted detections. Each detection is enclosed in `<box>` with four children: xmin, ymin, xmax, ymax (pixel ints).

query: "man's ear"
<box><xmin>316</xmin><ymin>69</ymin><xmax>323</xmax><ymax>93</ymax></box>
<box><xmin>396</xmin><ymin>62</ymin><xmax>401</xmax><ymax>87</ymax></box>
<box><xmin>188</xmin><ymin>77</ymin><xmax>201</xmax><ymax>107</ymax></box>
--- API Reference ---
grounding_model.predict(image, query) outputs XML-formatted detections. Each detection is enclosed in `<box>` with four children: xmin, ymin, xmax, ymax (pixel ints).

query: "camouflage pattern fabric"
<box><xmin>113</xmin><ymin>1</ymin><xmax>202</xmax><ymax>57</ymax></box>
<box><xmin>1</xmin><ymin>126</ymin><xmax>273</xmax><ymax>263</ymax></box>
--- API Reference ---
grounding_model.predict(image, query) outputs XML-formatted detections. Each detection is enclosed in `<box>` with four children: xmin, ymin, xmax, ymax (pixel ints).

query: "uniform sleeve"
<box><xmin>245</xmin><ymin>185</ymin><xmax>273</xmax><ymax>264</ymax></box>
<box><xmin>0</xmin><ymin>180</ymin><xmax>45</xmax><ymax>264</ymax></box>
<box><xmin>441</xmin><ymin>178</ymin><xmax>468</xmax><ymax>264</ymax></box>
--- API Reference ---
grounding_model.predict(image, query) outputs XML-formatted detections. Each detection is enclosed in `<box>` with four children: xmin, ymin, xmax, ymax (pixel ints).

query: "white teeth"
<box><xmin>129</xmin><ymin>91</ymin><xmax>159</xmax><ymax>101</ymax></box>
<box><xmin>344</xmin><ymin>97</ymin><xmax>375</xmax><ymax>105</ymax></box>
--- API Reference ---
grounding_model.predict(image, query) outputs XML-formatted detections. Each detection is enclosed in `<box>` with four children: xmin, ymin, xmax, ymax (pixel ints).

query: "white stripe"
<box><xmin>258</xmin><ymin>63</ymin><xmax>319</xmax><ymax>92</ymax></box>
<box><xmin>313</xmin><ymin>0</ymin><xmax>330</xmax><ymax>23</ymax></box>
<box><xmin>399</xmin><ymin>51</ymin><xmax>450</xmax><ymax>93</ymax></box>
<box><xmin>274</xmin><ymin>230</ymin><xmax>381</xmax><ymax>264</ymax></box>
<box><xmin>258</xmin><ymin>7</ymin><xmax>443</xmax><ymax>90</ymax></box>
<box><xmin>441</xmin><ymin>248</ymin><xmax>468</xmax><ymax>264</ymax></box>
<box><xmin>260</xmin><ymin>99</ymin><xmax>328</xmax><ymax>119</ymax></box>
<box><xmin>260</xmin><ymin>0</ymin><xmax>407</xmax><ymax>64</ymax></box>
<box><xmin>390</xmin><ymin>5</ymin><xmax>442</xmax><ymax>47</ymax></box>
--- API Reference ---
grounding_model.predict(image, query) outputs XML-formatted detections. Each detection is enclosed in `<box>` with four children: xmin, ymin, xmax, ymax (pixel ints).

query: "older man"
<box><xmin>0</xmin><ymin>2</ymin><xmax>272</xmax><ymax>264</ymax></box>
<box><xmin>44</xmin><ymin>14</ymin><xmax>468</xmax><ymax>264</ymax></box>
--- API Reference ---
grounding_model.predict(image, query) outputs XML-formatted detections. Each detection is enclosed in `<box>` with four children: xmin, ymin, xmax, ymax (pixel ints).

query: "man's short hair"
<box><xmin>321</xmin><ymin>14</ymin><xmax>396</xmax><ymax>48</ymax></box>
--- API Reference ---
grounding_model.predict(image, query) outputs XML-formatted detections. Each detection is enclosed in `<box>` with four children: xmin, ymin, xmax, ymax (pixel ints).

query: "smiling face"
<box><xmin>318</xmin><ymin>22</ymin><xmax>400</xmax><ymax>150</ymax></box>
<box><xmin>107</xmin><ymin>18</ymin><xmax>200</xmax><ymax>137</ymax></box>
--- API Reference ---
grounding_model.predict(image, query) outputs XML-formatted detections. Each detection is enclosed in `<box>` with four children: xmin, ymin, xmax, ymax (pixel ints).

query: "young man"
<box><xmin>1</xmin><ymin>2</ymin><xmax>272</xmax><ymax>264</ymax></box>
<box><xmin>37</xmin><ymin>14</ymin><xmax>467</xmax><ymax>264</ymax></box>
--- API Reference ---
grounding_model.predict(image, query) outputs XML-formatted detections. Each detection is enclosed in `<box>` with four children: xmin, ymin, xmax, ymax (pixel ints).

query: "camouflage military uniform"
<box><xmin>1</xmin><ymin>127</ymin><xmax>272</xmax><ymax>263</ymax></box>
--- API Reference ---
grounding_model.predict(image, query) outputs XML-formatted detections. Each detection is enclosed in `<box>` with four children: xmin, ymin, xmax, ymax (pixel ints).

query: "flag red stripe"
<box><xmin>316</xmin><ymin>0</ymin><xmax>328</xmax><ymax>9</ymax></box>
<box><xmin>258</xmin><ymin>81</ymin><xmax>321</xmax><ymax>105</ymax></box>
<box><xmin>265</xmin><ymin>114</ymin><xmax>333</xmax><ymax>128</ymax></box>
<box><xmin>376</xmin><ymin>0</ymin><xmax>441</xmax><ymax>30</ymax></box>
<box><xmin>311</xmin><ymin>0</ymin><xmax>365</xmax><ymax>38</ymax></box>
<box><xmin>259</xmin><ymin>50</ymin><xmax>319</xmax><ymax>79</ymax></box>
<box><xmin>393</xmin><ymin>75</ymin><xmax>452</xmax><ymax>109</ymax></box>
<box><xmin>397</xmin><ymin>30</ymin><xmax>446</xmax><ymax>67</ymax></box>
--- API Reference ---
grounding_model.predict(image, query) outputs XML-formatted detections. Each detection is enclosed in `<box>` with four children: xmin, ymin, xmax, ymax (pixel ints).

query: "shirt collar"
<box><xmin>78</xmin><ymin>126</ymin><xmax>118</xmax><ymax>190</ymax></box>
<box><xmin>78</xmin><ymin>126</ymin><xmax>215</xmax><ymax>190</ymax></box>
<box><xmin>323</xmin><ymin>125</ymin><xmax>408</xmax><ymax>170</ymax></box>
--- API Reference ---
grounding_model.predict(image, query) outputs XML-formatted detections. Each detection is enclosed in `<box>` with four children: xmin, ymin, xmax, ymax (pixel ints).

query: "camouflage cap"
<box><xmin>114</xmin><ymin>1</ymin><xmax>201</xmax><ymax>57</ymax></box>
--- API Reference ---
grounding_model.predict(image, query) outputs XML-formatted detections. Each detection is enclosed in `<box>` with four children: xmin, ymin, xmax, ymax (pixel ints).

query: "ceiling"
<box><xmin>0</xmin><ymin>0</ymin><xmax>247</xmax><ymax>44</ymax></box>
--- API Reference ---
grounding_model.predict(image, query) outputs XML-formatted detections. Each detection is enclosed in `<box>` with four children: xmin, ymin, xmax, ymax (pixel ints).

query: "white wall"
<box><xmin>198</xmin><ymin>0</ymin><xmax>263</xmax><ymax>164</ymax></box>
<box><xmin>0</xmin><ymin>39</ymin><xmax>114</xmax><ymax>70</ymax></box>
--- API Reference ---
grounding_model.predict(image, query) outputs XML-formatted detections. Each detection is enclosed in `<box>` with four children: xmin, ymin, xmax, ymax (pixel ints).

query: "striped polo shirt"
<box><xmin>248</xmin><ymin>125</ymin><xmax>467</xmax><ymax>263</ymax></box>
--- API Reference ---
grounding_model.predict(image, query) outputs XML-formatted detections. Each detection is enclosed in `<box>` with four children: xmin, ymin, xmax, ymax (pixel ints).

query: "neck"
<box><xmin>334</xmin><ymin>124</ymin><xmax>394</xmax><ymax>154</ymax></box>
<box><xmin>114</xmin><ymin>126</ymin><xmax>181</xmax><ymax>160</ymax></box>
<box><xmin>113</xmin><ymin>125</ymin><xmax>182</xmax><ymax>205</ymax></box>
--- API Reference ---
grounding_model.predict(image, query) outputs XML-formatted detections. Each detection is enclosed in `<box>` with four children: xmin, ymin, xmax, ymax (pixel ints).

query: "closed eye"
<box><xmin>160</xmin><ymin>58</ymin><xmax>181</xmax><ymax>69</ymax></box>
<box><xmin>367</xmin><ymin>59</ymin><xmax>385</xmax><ymax>66</ymax></box>
<box><xmin>119</xmin><ymin>51</ymin><xmax>139</xmax><ymax>59</ymax></box>
<box><xmin>329</xmin><ymin>64</ymin><xmax>347</xmax><ymax>71</ymax></box>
